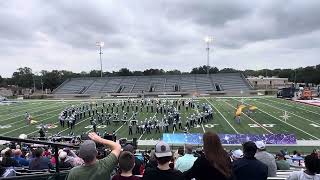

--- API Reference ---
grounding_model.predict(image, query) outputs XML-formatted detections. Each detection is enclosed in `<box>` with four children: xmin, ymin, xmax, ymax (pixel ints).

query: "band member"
<box><xmin>155</xmin><ymin>123</ymin><xmax>160</xmax><ymax>133</ymax></box>
<box><xmin>173</xmin><ymin>120</ymin><xmax>177</xmax><ymax>131</ymax></box>
<box><xmin>165</xmin><ymin>121</ymin><xmax>169</xmax><ymax>133</ymax></box>
<box><xmin>25</xmin><ymin>112</ymin><xmax>30</xmax><ymax>125</ymax></box>
<box><xmin>186</xmin><ymin>118</ymin><xmax>190</xmax><ymax>129</ymax></box>
<box><xmin>178</xmin><ymin>119</ymin><xmax>182</xmax><ymax>130</ymax></box>
<box><xmin>59</xmin><ymin>115</ymin><xmax>65</xmax><ymax>127</ymax></box>
<box><xmin>39</xmin><ymin>125</ymin><xmax>46</xmax><ymax>138</ymax></box>
<box><xmin>235</xmin><ymin>116</ymin><xmax>241</xmax><ymax>124</ymax></box>
<box><xmin>92</xmin><ymin>120</ymin><xmax>97</xmax><ymax>132</ymax></box>
<box><xmin>129</xmin><ymin>122</ymin><xmax>133</xmax><ymax>135</ymax></box>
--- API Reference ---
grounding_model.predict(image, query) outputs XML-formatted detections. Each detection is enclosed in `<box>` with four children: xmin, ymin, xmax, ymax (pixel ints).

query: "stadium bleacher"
<box><xmin>53</xmin><ymin>73</ymin><xmax>253</xmax><ymax>95</ymax></box>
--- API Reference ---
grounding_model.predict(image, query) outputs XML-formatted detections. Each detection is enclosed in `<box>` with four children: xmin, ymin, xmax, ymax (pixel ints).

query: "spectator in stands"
<box><xmin>123</xmin><ymin>144</ymin><xmax>144</xmax><ymax>176</ymax></box>
<box><xmin>312</xmin><ymin>149</ymin><xmax>320</xmax><ymax>159</ymax></box>
<box><xmin>231</xmin><ymin>149</ymin><xmax>243</xmax><ymax>162</ymax></box>
<box><xmin>184</xmin><ymin>132</ymin><xmax>232</xmax><ymax>180</ymax></box>
<box><xmin>232</xmin><ymin>141</ymin><xmax>268</xmax><ymax>180</ymax></box>
<box><xmin>145</xmin><ymin>150</ymin><xmax>157</xmax><ymax>170</ymax></box>
<box><xmin>143</xmin><ymin>141</ymin><xmax>184</xmax><ymax>180</ymax></box>
<box><xmin>67</xmin><ymin>132</ymin><xmax>121</xmax><ymax>180</ymax></box>
<box><xmin>112</xmin><ymin>151</ymin><xmax>140</xmax><ymax>180</ymax></box>
<box><xmin>275</xmin><ymin>152</ymin><xmax>290</xmax><ymax>170</ymax></box>
<box><xmin>255</xmin><ymin>141</ymin><xmax>277</xmax><ymax>177</ymax></box>
<box><xmin>43</xmin><ymin>147</ymin><xmax>51</xmax><ymax>158</ymax></box>
<box><xmin>175</xmin><ymin>144</ymin><xmax>197</xmax><ymax>172</ymax></box>
<box><xmin>174</xmin><ymin>147</ymin><xmax>184</xmax><ymax>161</ymax></box>
<box><xmin>63</xmin><ymin>148</ymin><xmax>84</xmax><ymax>167</ymax></box>
<box><xmin>0</xmin><ymin>148</ymin><xmax>10</xmax><ymax>162</ymax></box>
<box><xmin>287</xmin><ymin>153</ymin><xmax>320</xmax><ymax>180</ymax></box>
<box><xmin>13</xmin><ymin>149</ymin><xmax>29</xmax><ymax>167</ymax></box>
<box><xmin>58</xmin><ymin>151</ymin><xmax>72</xmax><ymax>169</ymax></box>
<box><xmin>29</xmin><ymin>148</ymin><xmax>53</xmax><ymax>170</ymax></box>
<box><xmin>1</xmin><ymin>149</ymin><xmax>19</xmax><ymax>167</ymax></box>
<box><xmin>194</xmin><ymin>148</ymin><xmax>204</xmax><ymax>158</ymax></box>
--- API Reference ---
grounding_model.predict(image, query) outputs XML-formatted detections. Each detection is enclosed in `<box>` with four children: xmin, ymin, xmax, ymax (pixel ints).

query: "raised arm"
<box><xmin>88</xmin><ymin>132</ymin><xmax>121</xmax><ymax>158</ymax></box>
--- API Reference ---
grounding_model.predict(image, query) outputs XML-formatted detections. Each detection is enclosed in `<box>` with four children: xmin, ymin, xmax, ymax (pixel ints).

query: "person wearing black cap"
<box><xmin>232</xmin><ymin>141</ymin><xmax>268</xmax><ymax>180</ymax></box>
<box><xmin>275</xmin><ymin>152</ymin><xmax>290</xmax><ymax>170</ymax></box>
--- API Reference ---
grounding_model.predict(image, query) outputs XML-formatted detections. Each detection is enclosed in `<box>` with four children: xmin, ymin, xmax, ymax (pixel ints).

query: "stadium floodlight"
<box><xmin>204</xmin><ymin>36</ymin><xmax>213</xmax><ymax>76</ymax></box>
<box><xmin>96</xmin><ymin>41</ymin><xmax>104</xmax><ymax>77</ymax></box>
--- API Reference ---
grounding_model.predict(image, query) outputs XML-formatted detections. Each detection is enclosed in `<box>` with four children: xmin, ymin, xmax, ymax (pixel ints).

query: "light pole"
<box><xmin>32</xmin><ymin>75</ymin><xmax>36</xmax><ymax>93</ymax></box>
<box><xmin>96</xmin><ymin>41</ymin><xmax>104</xmax><ymax>77</ymax></box>
<box><xmin>39</xmin><ymin>72</ymin><xmax>44</xmax><ymax>94</ymax></box>
<box><xmin>204</xmin><ymin>36</ymin><xmax>213</xmax><ymax>76</ymax></box>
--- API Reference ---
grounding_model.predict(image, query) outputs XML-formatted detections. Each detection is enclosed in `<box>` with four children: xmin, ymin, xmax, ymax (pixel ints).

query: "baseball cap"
<box><xmin>155</xmin><ymin>141</ymin><xmax>172</xmax><ymax>158</ymax></box>
<box><xmin>79</xmin><ymin>140</ymin><xmax>97</xmax><ymax>160</ymax></box>
<box><xmin>59</xmin><ymin>151</ymin><xmax>67</xmax><ymax>159</ymax></box>
<box><xmin>255</xmin><ymin>141</ymin><xmax>266</xmax><ymax>150</ymax></box>
<box><xmin>123</xmin><ymin>144</ymin><xmax>134</xmax><ymax>153</ymax></box>
<box><xmin>232</xmin><ymin>149</ymin><xmax>243</xmax><ymax>159</ymax></box>
<box><xmin>276</xmin><ymin>152</ymin><xmax>285</xmax><ymax>157</ymax></box>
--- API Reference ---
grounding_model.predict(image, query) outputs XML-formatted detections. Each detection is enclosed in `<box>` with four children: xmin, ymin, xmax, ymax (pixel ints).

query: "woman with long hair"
<box><xmin>184</xmin><ymin>132</ymin><xmax>232</xmax><ymax>180</ymax></box>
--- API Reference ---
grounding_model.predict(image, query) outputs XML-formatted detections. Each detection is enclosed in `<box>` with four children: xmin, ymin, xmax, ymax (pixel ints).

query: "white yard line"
<box><xmin>0</xmin><ymin>102</ymin><xmax>44</xmax><ymax>113</ymax></box>
<box><xmin>3</xmin><ymin>102</ymin><xmax>59</xmax><ymax>117</ymax></box>
<box><xmin>201</xmin><ymin>124</ymin><xmax>206</xmax><ymax>133</ymax></box>
<box><xmin>0</xmin><ymin>102</ymin><xmax>64</xmax><ymax>123</ymax></box>
<box><xmin>263</xmin><ymin>98</ymin><xmax>320</xmax><ymax>116</ymax></box>
<box><xmin>6</xmin><ymin>108</ymin><xmax>65</xmax><ymax>126</ymax></box>
<box><xmin>223</xmin><ymin>100</ymin><xmax>273</xmax><ymax>134</ymax></box>
<box><xmin>257</xmin><ymin>100</ymin><xmax>320</xmax><ymax>126</ymax></box>
<box><xmin>205</xmin><ymin>98</ymin><xmax>239</xmax><ymax>134</ymax></box>
<box><xmin>2</xmin><ymin>112</ymin><xmax>60</xmax><ymax>136</ymax></box>
<box><xmin>233</xmin><ymin>99</ymin><xmax>319</xmax><ymax>140</ymax></box>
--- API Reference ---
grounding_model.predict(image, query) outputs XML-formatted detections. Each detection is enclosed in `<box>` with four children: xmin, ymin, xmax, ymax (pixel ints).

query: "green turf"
<box><xmin>0</xmin><ymin>97</ymin><xmax>320</xmax><ymax>143</ymax></box>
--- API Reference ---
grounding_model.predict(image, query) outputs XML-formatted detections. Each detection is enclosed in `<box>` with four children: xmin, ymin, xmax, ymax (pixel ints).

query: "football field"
<box><xmin>0</xmin><ymin>97</ymin><xmax>319</xmax><ymax>141</ymax></box>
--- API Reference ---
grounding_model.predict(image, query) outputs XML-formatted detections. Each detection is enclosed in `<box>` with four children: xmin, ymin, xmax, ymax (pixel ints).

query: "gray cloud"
<box><xmin>0</xmin><ymin>0</ymin><xmax>320</xmax><ymax>77</ymax></box>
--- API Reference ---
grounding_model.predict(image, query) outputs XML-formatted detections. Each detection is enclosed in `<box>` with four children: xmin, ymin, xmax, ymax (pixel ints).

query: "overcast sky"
<box><xmin>1</xmin><ymin>0</ymin><xmax>320</xmax><ymax>77</ymax></box>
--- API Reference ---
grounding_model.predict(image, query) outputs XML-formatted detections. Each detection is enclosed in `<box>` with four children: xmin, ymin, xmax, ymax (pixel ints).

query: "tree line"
<box><xmin>0</xmin><ymin>64</ymin><xmax>319</xmax><ymax>91</ymax></box>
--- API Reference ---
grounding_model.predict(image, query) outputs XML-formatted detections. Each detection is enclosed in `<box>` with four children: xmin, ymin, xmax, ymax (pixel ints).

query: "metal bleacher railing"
<box><xmin>0</xmin><ymin>136</ymin><xmax>78</xmax><ymax>180</ymax></box>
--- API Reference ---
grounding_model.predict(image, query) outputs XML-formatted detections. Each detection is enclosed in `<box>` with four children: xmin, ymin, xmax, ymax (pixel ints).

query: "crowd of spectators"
<box><xmin>0</xmin><ymin>131</ymin><xmax>319</xmax><ymax>180</ymax></box>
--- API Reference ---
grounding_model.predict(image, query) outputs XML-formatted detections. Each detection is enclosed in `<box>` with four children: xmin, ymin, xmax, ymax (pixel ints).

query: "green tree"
<box><xmin>11</xmin><ymin>67</ymin><xmax>34</xmax><ymax>88</ymax></box>
<box><xmin>143</xmin><ymin>69</ymin><xmax>165</xmax><ymax>76</ymax></box>
<box><xmin>166</xmin><ymin>69</ymin><xmax>182</xmax><ymax>75</ymax></box>
<box><xmin>219</xmin><ymin>68</ymin><xmax>240</xmax><ymax>73</ymax></box>
<box><xmin>118</xmin><ymin>68</ymin><xmax>132</xmax><ymax>76</ymax></box>
<box><xmin>0</xmin><ymin>75</ymin><xmax>3</xmax><ymax>85</ymax></box>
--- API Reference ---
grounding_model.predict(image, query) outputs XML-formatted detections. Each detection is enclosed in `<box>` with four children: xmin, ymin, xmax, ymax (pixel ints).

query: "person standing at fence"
<box><xmin>67</xmin><ymin>132</ymin><xmax>121</xmax><ymax>180</ymax></box>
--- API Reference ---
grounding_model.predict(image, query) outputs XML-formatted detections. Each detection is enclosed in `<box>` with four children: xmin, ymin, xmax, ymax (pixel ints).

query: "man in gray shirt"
<box><xmin>255</xmin><ymin>141</ymin><xmax>277</xmax><ymax>177</ymax></box>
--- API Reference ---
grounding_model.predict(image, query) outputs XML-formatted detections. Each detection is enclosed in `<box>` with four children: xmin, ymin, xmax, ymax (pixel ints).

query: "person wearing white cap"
<box><xmin>254</xmin><ymin>141</ymin><xmax>277</xmax><ymax>177</ymax></box>
<box><xmin>231</xmin><ymin>149</ymin><xmax>243</xmax><ymax>162</ymax></box>
<box><xmin>143</xmin><ymin>141</ymin><xmax>184</xmax><ymax>180</ymax></box>
<box><xmin>58</xmin><ymin>151</ymin><xmax>72</xmax><ymax>169</ymax></box>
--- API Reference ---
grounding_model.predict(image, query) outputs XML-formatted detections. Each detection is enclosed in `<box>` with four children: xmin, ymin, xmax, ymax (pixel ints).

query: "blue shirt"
<box><xmin>14</xmin><ymin>156</ymin><xmax>29</xmax><ymax>167</ymax></box>
<box><xmin>29</xmin><ymin>157</ymin><xmax>52</xmax><ymax>170</ymax></box>
<box><xmin>175</xmin><ymin>154</ymin><xmax>197</xmax><ymax>172</ymax></box>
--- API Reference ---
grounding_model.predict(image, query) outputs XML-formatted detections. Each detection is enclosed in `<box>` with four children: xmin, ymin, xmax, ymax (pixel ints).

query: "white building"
<box><xmin>247</xmin><ymin>76</ymin><xmax>291</xmax><ymax>89</ymax></box>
